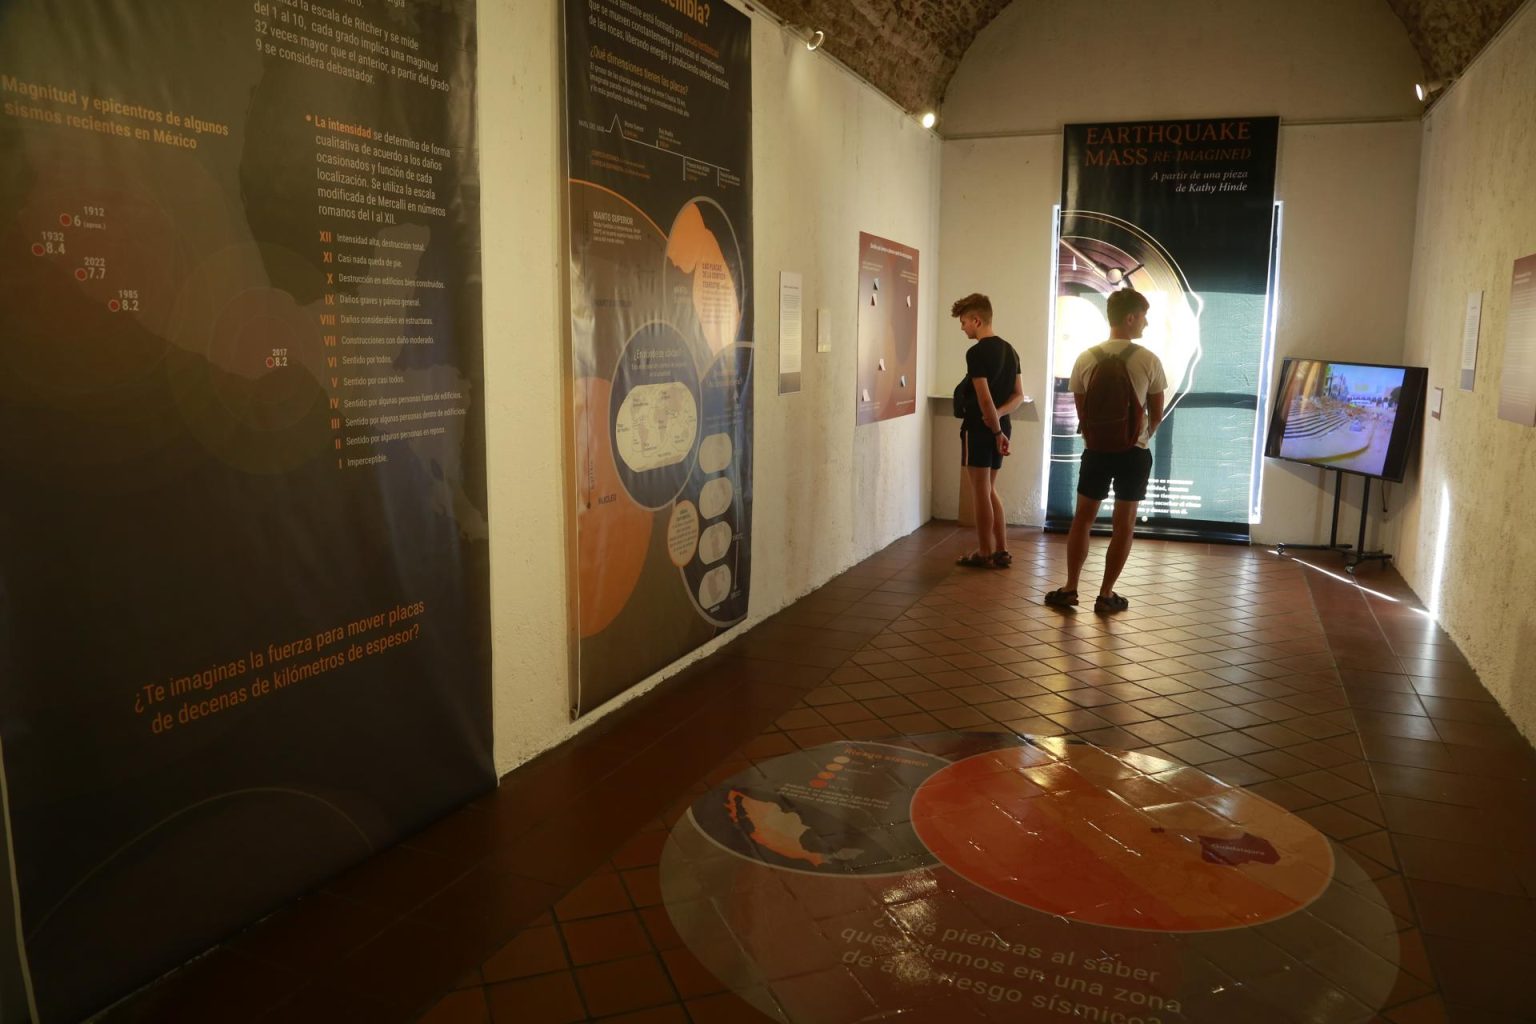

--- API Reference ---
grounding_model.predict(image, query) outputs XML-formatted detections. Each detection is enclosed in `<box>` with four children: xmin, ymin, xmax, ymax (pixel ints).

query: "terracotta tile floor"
<box><xmin>106</xmin><ymin>523</ymin><xmax>1536</xmax><ymax>1023</ymax></box>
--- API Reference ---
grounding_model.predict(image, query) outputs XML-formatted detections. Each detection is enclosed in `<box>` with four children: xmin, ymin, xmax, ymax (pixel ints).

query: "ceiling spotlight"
<box><xmin>919</xmin><ymin>111</ymin><xmax>937</xmax><ymax>130</ymax></box>
<box><xmin>1414</xmin><ymin>79</ymin><xmax>1448</xmax><ymax>102</ymax></box>
<box><xmin>805</xmin><ymin>28</ymin><xmax>824</xmax><ymax>51</ymax></box>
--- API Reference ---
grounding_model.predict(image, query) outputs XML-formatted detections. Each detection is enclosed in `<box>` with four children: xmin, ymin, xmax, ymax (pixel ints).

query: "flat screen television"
<box><xmin>1264</xmin><ymin>358</ymin><xmax>1428</xmax><ymax>481</ymax></box>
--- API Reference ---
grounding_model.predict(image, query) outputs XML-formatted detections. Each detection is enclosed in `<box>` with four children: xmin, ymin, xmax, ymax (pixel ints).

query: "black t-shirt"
<box><xmin>963</xmin><ymin>336</ymin><xmax>1020</xmax><ymax>431</ymax></box>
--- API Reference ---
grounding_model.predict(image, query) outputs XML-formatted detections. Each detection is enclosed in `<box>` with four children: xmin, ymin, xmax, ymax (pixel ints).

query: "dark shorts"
<box><xmin>960</xmin><ymin>423</ymin><xmax>1010</xmax><ymax>470</ymax></box>
<box><xmin>1078</xmin><ymin>447</ymin><xmax>1153</xmax><ymax>502</ymax></box>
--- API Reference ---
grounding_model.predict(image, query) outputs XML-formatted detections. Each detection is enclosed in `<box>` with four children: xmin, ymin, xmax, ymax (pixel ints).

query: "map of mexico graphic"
<box><xmin>661</xmin><ymin>733</ymin><xmax>1401</xmax><ymax>1023</ymax></box>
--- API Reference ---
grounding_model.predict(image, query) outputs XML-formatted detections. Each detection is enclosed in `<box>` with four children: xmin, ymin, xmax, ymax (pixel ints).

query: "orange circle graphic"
<box><xmin>911</xmin><ymin>741</ymin><xmax>1333</xmax><ymax>931</ymax></box>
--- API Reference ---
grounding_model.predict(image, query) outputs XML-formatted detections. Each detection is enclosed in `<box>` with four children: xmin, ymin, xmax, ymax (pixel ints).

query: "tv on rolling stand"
<box><xmin>1264</xmin><ymin>357</ymin><xmax>1427</xmax><ymax>570</ymax></box>
<box><xmin>1264</xmin><ymin>357</ymin><xmax>1428</xmax><ymax>482</ymax></box>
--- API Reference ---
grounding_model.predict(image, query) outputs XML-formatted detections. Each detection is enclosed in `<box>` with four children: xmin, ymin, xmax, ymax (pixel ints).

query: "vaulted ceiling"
<box><xmin>753</xmin><ymin>0</ymin><xmax>1527</xmax><ymax>116</ymax></box>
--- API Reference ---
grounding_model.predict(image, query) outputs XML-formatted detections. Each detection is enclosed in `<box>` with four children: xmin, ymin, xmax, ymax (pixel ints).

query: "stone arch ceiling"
<box><xmin>749</xmin><ymin>0</ymin><xmax>1527</xmax><ymax>115</ymax></box>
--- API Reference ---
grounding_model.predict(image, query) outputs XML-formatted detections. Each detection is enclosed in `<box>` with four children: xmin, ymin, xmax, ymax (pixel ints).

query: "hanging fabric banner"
<box><xmin>1050</xmin><ymin>117</ymin><xmax>1280</xmax><ymax>540</ymax></box>
<box><xmin>0</xmin><ymin>1</ymin><xmax>489</xmax><ymax>1018</ymax></box>
<box><xmin>564</xmin><ymin>0</ymin><xmax>753</xmax><ymax>713</ymax></box>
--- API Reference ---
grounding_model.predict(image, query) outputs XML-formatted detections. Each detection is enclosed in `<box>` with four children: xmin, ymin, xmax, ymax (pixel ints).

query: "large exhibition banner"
<box><xmin>565</xmin><ymin>0</ymin><xmax>753</xmax><ymax>713</ymax></box>
<box><xmin>1050</xmin><ymin>117</ymin><xmax>1279</xmax><ymax>540</ymax></box>
<box><xmin>0</xmin><ymin>2</ymin><xmax>489</xmax><ymax>1018</ymax></box>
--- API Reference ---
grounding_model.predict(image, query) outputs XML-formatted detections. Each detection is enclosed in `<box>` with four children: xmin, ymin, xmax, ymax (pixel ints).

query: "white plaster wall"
<box><xmin>931</xmin><ymin>0</ymin><xmax>1423</xmax><ymax>540</ymax></box>
<box><xmin>931</xmin><ymin>134</ymin><xmax>1058</xmax><ymax>526</ymax></box>
<box><xmin>754</xmin><ymin>30</ymin><xmax>940</xmax><ymax>599</ymax></box>
<box><xmin>481</xmin><ymin>0</ymin><xmax>571</xmax><ymax>774</ymax></box>
<box><xmin>1257</xmin><ymin>122</ymin><xmax>1421</xmax><ymax>549</ymax></box>
<box><xmin>1393</xmin><ymin>3</ymin><xmax>1536</xmax><ymax>743</ymax></box>
<box><xmin>481</xmin><ymin>1</ymin><xmax>939</xmax><ymax>773</ymax></box>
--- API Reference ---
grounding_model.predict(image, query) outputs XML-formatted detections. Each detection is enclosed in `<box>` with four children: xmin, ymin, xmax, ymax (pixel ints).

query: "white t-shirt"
<box><xmin>1068</xmin><ymin>340</ymin><xmax>1169</xmax><ymax>448</ymax></box>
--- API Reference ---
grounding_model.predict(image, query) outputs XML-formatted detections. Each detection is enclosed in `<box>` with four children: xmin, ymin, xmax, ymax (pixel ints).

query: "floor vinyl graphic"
<box><xmin>661</xmin><ymin>732</ymin><xmax>1401</xmax><ymax>1023</ymax></box>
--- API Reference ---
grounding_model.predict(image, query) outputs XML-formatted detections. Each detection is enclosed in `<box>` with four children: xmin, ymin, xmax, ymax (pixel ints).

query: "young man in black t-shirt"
<box><xmin>952</xmin><ymin>292</ymin><xmax>1024</xmax><ymax>569</ymax></box>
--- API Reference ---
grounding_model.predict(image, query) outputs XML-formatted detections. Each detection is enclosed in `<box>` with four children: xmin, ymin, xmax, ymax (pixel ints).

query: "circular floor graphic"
<box><xmin>660</xmin><ymin>733</ymin><xmax>1402</xmax><ymax>1024</ymax></box>
<box><xmin>910</xmin><ymin>740</ymin><xmax>1334</xmax><ymax>931</ymax></box>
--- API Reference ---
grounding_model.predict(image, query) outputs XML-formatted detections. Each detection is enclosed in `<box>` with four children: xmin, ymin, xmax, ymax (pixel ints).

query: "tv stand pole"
<box><xmin>1275</xmin><ymin>469</ymin><xmax>1392</xmax><ymax>574</ymax></box>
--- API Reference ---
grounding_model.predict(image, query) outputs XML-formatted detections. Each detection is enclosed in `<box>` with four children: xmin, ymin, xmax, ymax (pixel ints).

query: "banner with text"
<box><xmin>565</xmin><ymin>0</ymin><xmax>753</xmax><ymax>713</ymax></box>
<box><xmin>1050</xmin><ymin>117</ymin><xmax>1279</xmax><ymax>539</ymax></box>
<box><xmin>0</xmin><ymin>1</ymin><xmax>489</xmax><ymax>1018</ymax></box>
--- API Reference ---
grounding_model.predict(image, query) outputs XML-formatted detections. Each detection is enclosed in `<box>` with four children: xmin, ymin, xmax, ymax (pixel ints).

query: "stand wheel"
<box><xmin>1276</xmin><ymin>543</ymin><xmax>1287</xmax><ymax>555</ymax></box>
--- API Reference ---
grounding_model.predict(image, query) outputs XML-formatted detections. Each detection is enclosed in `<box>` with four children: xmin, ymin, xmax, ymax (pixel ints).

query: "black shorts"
<box><xmin>1078</xmin><ymin>447</ymin><xmax>1153</xmax><ymax>502</ymax></box>
<box><xmin>960</xmin><ymin>423</ymin><xmax>1010</xmax><ymax>470</ymax></box>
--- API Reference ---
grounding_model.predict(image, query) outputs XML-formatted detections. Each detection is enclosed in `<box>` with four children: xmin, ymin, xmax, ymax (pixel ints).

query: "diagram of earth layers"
<box><xmin>570</xmin><ymin>184</ymin><xmax>753</xmax><ymax>712</ymax></box>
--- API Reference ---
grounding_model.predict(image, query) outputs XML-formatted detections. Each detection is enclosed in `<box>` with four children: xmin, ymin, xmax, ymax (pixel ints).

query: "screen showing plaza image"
<box><xmin>1264</xmin><ymin>358</ymin><xmax>1428</xmax><ymax>480</ymax></box>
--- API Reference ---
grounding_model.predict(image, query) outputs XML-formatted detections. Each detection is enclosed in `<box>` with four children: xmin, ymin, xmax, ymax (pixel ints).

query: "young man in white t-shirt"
<box><xmin>1045</xmin><ymin>289</ymin><xmax>1167</xmax><ymax>613</ymax></box>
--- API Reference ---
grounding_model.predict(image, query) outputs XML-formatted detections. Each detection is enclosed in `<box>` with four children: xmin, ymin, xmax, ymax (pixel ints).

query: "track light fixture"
<box><xmin>1414</xmin><ymin>78</ymin><xmax>1451</xmax><ymax>102</ymax></box>
<box><xmin>788</xmin><ymin>24</ymin><xmax>824</xmax><ymax>51</ymax></box>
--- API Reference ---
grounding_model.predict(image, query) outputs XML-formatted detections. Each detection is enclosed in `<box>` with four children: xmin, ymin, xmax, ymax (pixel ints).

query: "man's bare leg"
<box><xmin>988</xmin><ymin>467</ymin><xmax>1007</xmax><ymax>556</ymax></box>
<box><xmin>1063</xmin><ymin>494</ymin><xmax>1101</xmax><ymax>593</ymax></box>
<box><xmin>1100</xmin><ymin>499</ymin><xmax>1139</xmax><ymax>596</ymax></box>
<box><xmin>967</xmin><ymin>466</ymin><xmax>996</xmax><ymax>556</ymax></box>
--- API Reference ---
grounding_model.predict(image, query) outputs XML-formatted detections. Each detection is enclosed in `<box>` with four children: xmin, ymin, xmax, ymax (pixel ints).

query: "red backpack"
<box><xmin>1078</xmin><ymin>344</ymin><xmax>1144</xmax><ymax>452</ymax></box>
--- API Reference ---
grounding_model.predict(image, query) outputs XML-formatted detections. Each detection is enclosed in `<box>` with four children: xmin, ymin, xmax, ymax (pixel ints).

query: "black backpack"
<box><xmin>952</xmin><ymin>376</ymin><xmax>972</xmax><ymax>419</ymax></box>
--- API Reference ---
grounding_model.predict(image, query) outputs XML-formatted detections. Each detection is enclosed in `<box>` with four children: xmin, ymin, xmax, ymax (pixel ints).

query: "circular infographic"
<box><xmin>574</xmin><ymin>375</ymin><xmax>654</xmax><ymax>638</ymax></box>
<box><xmin>660</xmin><ymin>733</ymin><xmax>1402</xmax><ymax>1024</ymax></box>
<box><xmin>608</xmin><ymin>320</ymin><xmax>702</xmax><ymax>510</ymax></box>
<box><xmin>678</xmin><ymin>342</ymin><xmax>751</xmax><ymax>626</ymax></box>
<box><xmin>690</xmin><ymin>741</ymin><xmax>945</xmax><ymax>876</ymax></box>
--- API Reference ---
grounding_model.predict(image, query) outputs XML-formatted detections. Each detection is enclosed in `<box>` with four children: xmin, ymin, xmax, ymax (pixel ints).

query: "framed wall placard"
<box><xmin>780</xmin><ymin>270</ymin><xmax>803</xmax><ymax>395</ymax></box>
<box><xmin>1497</xmin><ymin>254</ymin><xmax>1536</xmax><ymax>426</ymax></box>
<box><xmin>855</xmin><ymin>232</ymin><xmax>919</xmax><ymax>424</ymax></box>
<box><xmin>1461</xmin><ymin>290</ymin><xmax>1483</xmax><ymax>390</ymax></box>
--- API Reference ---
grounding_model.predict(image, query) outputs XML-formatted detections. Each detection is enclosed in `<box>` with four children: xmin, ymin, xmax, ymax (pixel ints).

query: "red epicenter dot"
<box><xmin>31</xmin><ymin>243</ymin><xmax>44</xmax><ymax>256</ymax></box>
<box><xmin>108</xmin><ymin>299</ymin><xmax>120</xmax><ymax>312</ymax></box>
<box><xmin>809</xmin><ymin>779</ymin><xmax>829</xmax><ymax>789</ymax></box>
<box><xmin>74</xmin><ymin>268</ymin><xmax>87</xmax><ymax>281</ymax></box>
<box><xmin>816</xmin><ymin>772</ymin><xmax>836</xmax><ymax>780</ymax></box>
<box><xmin>58</xmin><ymin>214</ymin><xmax>71</xmax><ymax>226</ymax></box>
